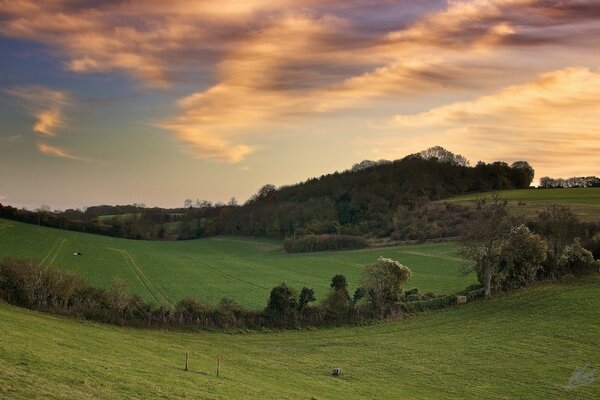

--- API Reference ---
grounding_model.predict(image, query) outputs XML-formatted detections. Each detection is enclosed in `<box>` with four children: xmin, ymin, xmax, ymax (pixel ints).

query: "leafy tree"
<box><xmin>266</xmin><ymin>283</ymin><xmax>298</xmax><ymax>321</ymax></box>
<box><xmin>511</xmin><ymin>161</ymin><xmax>535</xmax><ymax>188</ymax></box>
<box><xmin>323</xmin><ymin>274</ymin><xmax>352</xmax><ymax>319</ymax></box>
<box><xmin>362</xmin><ymin>257</ymin><xmax>412</xmax><ymax>310</ymax></box>
<box><xmin>496</xmin><ymin>225</ymin><xmax>547</xmax><ymax>290</ymax></box>
<box><xmin>330</xmin><ymin>274</ymin><xmax>348</xmax><ymax>291</ymax></box>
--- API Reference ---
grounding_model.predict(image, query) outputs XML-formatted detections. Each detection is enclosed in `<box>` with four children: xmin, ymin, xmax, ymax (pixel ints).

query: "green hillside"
<box><xmin>445</xmin><ymin>188</ymin><xmax>600</xmax><ymax>221</ymax></box>
<box><xmin>0</xmin><ymin>219</ymin><xmax>472</xmax><ymax>308</ymax></box>
<box><xmin>2</xmin><ymin>276</ymin><xmax>599</xmax><ymax>399</ymax></box>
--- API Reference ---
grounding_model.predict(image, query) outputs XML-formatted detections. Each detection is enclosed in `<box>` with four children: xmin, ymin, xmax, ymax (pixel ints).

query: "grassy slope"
<box><xmin>1</xmin><ymin>276</ymin><xmax>599</xmax><ymax>399</ymax></box>
<box><xmin>445</xmin><ymin>188</ymin><xmax>600</xmax><ymax>221</ymax></box>
<box><xmin>0</xmin><ymin>219</ymin><xmax>472</xmax><ymax>308</ymax></box>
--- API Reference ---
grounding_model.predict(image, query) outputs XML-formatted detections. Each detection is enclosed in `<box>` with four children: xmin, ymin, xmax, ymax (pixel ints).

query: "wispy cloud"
<box><xmin>37</xmin><ymin>143</ymin><xmax>93</xmax><ymax>162</ymax></box>
<box><xmin>3</xmin><ymin>134</ymin><xmax>22</xmax><ymax>142</ymax></box>
<box><xmin>5</xmin><ymin>86</ymin><xmax>70</xmax><ymax>136</ymax></box>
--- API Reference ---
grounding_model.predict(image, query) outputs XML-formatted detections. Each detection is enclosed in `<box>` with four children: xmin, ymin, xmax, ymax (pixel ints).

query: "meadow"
<box><xmin>446</xmin><ymin>188</ymin><xmax>600</xmax><ymax>221</ymax></box>
<box><xmin>0</xmin><ymin>218</ymin><xmax>473</xmax><ymax>308</ymax></box>
<box><xmin>1</xmin><ymin>275</ymin><xmax>598</xmax><ymax>399</ymax></box>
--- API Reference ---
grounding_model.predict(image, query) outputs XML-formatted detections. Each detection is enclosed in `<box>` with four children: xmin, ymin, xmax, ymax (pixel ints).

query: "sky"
<box><xmin>1</xmin><ymin>0</ymin><xmax>599</xmax><ymax>210</ymax></box>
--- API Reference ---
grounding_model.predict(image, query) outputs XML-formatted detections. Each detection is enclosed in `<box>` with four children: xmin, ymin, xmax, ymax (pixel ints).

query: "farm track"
<box><xmin>109</xmin><ymin>247</ymin><xmax>172</xmax><ymax>306</ymax></box>
<box><xmin>0</xmin><ymin>222</ymin><xmax>13</xmax><ymax>230</ymax></box>
<box><xmin>41</xmin><ymin>237</ymin><xmax>66</xmax><ymax>266</ymax></box>
<box><xmin>182</xmin><ymin>255</ymin><xmax>271</xmax><ymax>292</ymax></box>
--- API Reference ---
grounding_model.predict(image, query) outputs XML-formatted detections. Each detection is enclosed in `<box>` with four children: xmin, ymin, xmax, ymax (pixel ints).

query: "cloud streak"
<box><xmin>5</xmin><ymin>86</ymin><xmax>70</xmax><ymax>136</ymax></box>
<box><xmin>36</xmin><ymin>143</ymin><xmax>93</xmax><ymax>162</ymax></box>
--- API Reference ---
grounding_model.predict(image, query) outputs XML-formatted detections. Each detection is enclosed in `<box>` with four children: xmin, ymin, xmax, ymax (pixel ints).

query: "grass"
<box><xmin>445</xmin><ymin>187</ymin><xmax>600</xmax><ymax>221</ymax></box>
<box><xmin>1</xmin><ymin>275</ymin><xmax>599</xmax><ymax>399</ymax></box>
<box><xmin>0</xmin><ymin>218</ymin><xmax>473</xmax><ymax>308</ymax></box>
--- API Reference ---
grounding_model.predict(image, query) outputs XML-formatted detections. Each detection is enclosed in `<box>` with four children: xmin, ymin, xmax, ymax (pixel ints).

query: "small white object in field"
<box><xmin>456</xmin><ymin>295</ymin><xmax>467</xmax><ymax>305</ymax></box>
<box><xmin>331</xmin><ymin>368</ymin><xmax>342</xmax><ymax>376</ymax></box>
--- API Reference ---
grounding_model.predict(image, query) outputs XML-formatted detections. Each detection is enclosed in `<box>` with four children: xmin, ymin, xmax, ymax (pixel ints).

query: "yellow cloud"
<box><xmin>389</xmin><ymin>67</ymin><xmax>600</xmax><ymax>179</ymax></box>
<box><xmin>5</xmin><ymin>86</ymin><xmax>70</xmax><ymax>136</ymax></box>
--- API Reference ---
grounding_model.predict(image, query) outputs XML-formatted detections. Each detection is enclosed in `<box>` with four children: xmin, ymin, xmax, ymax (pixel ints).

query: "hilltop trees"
<box><xmin>419</xmin><ymin>146</ymin><xmax>469</xmax><ymax>166</ymax></box>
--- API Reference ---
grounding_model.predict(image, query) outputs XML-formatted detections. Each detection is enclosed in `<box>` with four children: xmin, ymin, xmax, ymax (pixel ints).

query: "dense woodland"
<box><xmin>0</xmin><ymin>147</ymin><xmax>536</xmax><ymax>242</ymax></box>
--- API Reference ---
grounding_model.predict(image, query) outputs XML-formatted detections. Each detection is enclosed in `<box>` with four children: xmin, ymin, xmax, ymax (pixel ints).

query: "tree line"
<box><xmin>0</xmin><ymin>147</ymin><xmax>536</xmax><ymax>242</ymax></box>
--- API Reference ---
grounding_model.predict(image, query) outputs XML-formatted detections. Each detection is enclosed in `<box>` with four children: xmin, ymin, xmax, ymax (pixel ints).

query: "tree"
<box><xmin>511</xmin><ymin>161</ymin><xmax>535</xmax><ymax>188</ymax></box>
<box><xmin>461</xmin><ymin>194</ymin><xmax>509</xmax><ymax>298</ymax></box>
<box><xmin>266</xmin><ymin>283</ymin><xmax>298</xmax><ymax>322</ymax></box>
<box><xmin>183</xmin><ymin>199</ymin><xmax>193</xmax><ymax>208</ymax></box>
<box><xmin>298</xmin><ymin>287</ymin><xmax>316</xmax><ymax>312</ymax></box>
<box><xmin>496</xmin><ymin>225</ymin><xmax>547</xmax><ymax>289</ymax></box>
<box><xmin>323</xmin><ymin>274</ymin><xmax>352</xmax><ymax>319</ymax></box>
<box><xmin>362</xmin><ymin>257</ymin><xmax>412</xmax><ymax>310</ymax></box>
<box><xmin>419</xmin><ymin>146</ymin><xmax>469</xmax><ymax>166</ymax></box>
<box><xmin>536</xmin><ymin>205</ymin><xmax>578</xmax><ymax>258</ymax></box>
<box><xmin>330</xmin><ymin>274</ymin><xmax>348</xmax><ymax>291</ymax></box>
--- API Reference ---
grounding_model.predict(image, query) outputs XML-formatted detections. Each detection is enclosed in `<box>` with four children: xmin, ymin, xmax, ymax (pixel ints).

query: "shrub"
<box><xmin>399</xmin><ymin>295</ymin><xmax>457</xmax><ymax>313</ymax></box>
<box><xmin>496</xmin><ymin>225</ymin><xmax>547</xmax><ymax>290</ymax></box>
<box><xmin>362</xmin><ymin>257</ymin><xmax>412</xmax><ymax>312</ymax></box>
<box><xmin>283</xmin><ymin>234</ymin><xmax>368</xmax><ymax>253</ymax></box>
<box><xmin>266</xmin><ymin>283</ymin><xmax>298</xmax><ymax>324</ymax></box>
<box><xmin>323</xmin><ymin>274</ymin><xmax>352</xmax><ymax>320</ymax></box>
<box><xmin>584</xmin><ymin>233</ymin><xmax>600</xmax><ymax>260</ymax></box>
<box><xmin>559</xmin><ymin>240</ymin><xmax>599</xmax><ymax>276</ymax></box>
<box><xmin>298</xmin><ymin>287</ymin><xmax>316</xmax><ymax>312</ymax></box>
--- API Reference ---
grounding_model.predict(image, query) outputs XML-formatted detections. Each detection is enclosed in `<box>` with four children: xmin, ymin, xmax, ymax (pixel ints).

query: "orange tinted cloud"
<box><xmin>5</xmin><ymin>86</ymin><xmax>70</xmax><ymax>136</ymax></box>
<box><xmin>3</xmin><ymin>1</ymin><xmax>600</xmax><ymax>163</ymax></box>
<box><xmin>389</xmin><ymin>67</ymin><xmax>600</xmax><ymax>178</ymax></box>
<box><xmin>37</xmin><ymin>143</ymin><xmax>91</xmax><ymax>162</ymax></box>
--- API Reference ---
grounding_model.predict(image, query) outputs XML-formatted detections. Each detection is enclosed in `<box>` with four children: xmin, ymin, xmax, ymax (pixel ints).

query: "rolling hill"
<box><xmin>1</xmin><ymin>275</ymin><xmax>598</xmax><ymax>399</ymax></box>
<box><xmin>0</xmin><ymin>218</ymin><xmax>473</xmax><ymax>308</ymax></box>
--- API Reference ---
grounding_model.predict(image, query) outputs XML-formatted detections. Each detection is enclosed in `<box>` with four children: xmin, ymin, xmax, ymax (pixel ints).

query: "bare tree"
<box><xmin>461</xmin><ymin>194</ymin><xmax>509</xmax><ymax>298</ymax></box>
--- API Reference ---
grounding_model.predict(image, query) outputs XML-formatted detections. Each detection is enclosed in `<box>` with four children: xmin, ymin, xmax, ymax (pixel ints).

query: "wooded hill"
<box><xmin>0</xmin><ymin>148</ymin><xmax>535</xmax><ymax>240</ymax></box>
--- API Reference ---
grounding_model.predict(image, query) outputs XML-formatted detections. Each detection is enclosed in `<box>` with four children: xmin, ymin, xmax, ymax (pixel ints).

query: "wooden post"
<box><xmin>216</xmin><ymin>355</ymin><xmax>221</xmax><ymax>377</ymax></box>
<box><xmin>185</xmin><ymin>350</ymin><xmax>189</xmax><ymax>371</ymax></box>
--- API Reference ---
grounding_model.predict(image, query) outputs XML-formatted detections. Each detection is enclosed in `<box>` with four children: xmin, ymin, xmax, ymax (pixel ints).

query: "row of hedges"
<box><xmin>283</xmin><ymin>234</ymin><xmax>369</xmax><ymax>253</ymax></box>
<box><xmin>0</xmin><ymin>257</ymin><xmax>483</xmax><ymax>330</ymax></box>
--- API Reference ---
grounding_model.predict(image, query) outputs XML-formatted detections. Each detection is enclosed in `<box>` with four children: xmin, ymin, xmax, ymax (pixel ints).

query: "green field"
<box><xmin>1</xmin><ymin>275</ymin><xmax>599</xmax><ymax>399</ymax></box>
<box><xmin>446</xmin><ymin>188</ymin><xmax>600</xmax><ymax>221</ymax></box>
<box><xmin>0</xmin><ymin>218</ymin><xmax>473</xmax><ymax>308</ymax></box>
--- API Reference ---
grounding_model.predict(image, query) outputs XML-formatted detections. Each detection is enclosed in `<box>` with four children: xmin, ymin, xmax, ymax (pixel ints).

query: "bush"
<box><xmin>559</xmin><ymin>240</ymin><xmax>599</xmax><ymax>276</ymax></box>
<box><xmin>398</xmin><ymin>295</ymin><xmax>457</xmax><ymax>313</ymax></box>
<box><xmin>266</xmin><ymin>283</ymin><xmax>298</xmax><ymax>324</ymax></box>
<box><xmin>363</xmin><ymin>257</ymin><xmax>412</xmax><ymax>312</ymax></box>
<box><xmin>584</xmin><ymin>233</ymin><xmax>600</xmax><ymax>260</ymax></box>
<box><xmin>496</xmin><ymin>225</ymin><xmax>547</xmax><ymax>290</ymax></box>
<box><xmin>283</xmin><ymin>234</ymin><xmax>368</xmax><ymax>253</ymax></box>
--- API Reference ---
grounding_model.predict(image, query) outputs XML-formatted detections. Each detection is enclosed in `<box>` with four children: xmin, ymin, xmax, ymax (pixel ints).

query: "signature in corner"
<box><xmin>565</xmin><ymin>365</ymin><xmax>598</xmax><ymax>390</ymax></box>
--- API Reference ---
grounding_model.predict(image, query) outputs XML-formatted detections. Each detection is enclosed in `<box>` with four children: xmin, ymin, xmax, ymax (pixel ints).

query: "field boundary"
<box><xmin>109</xmin><ymin>247</ymin><xmax>172</xmax><ymax>306</ymax></box>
